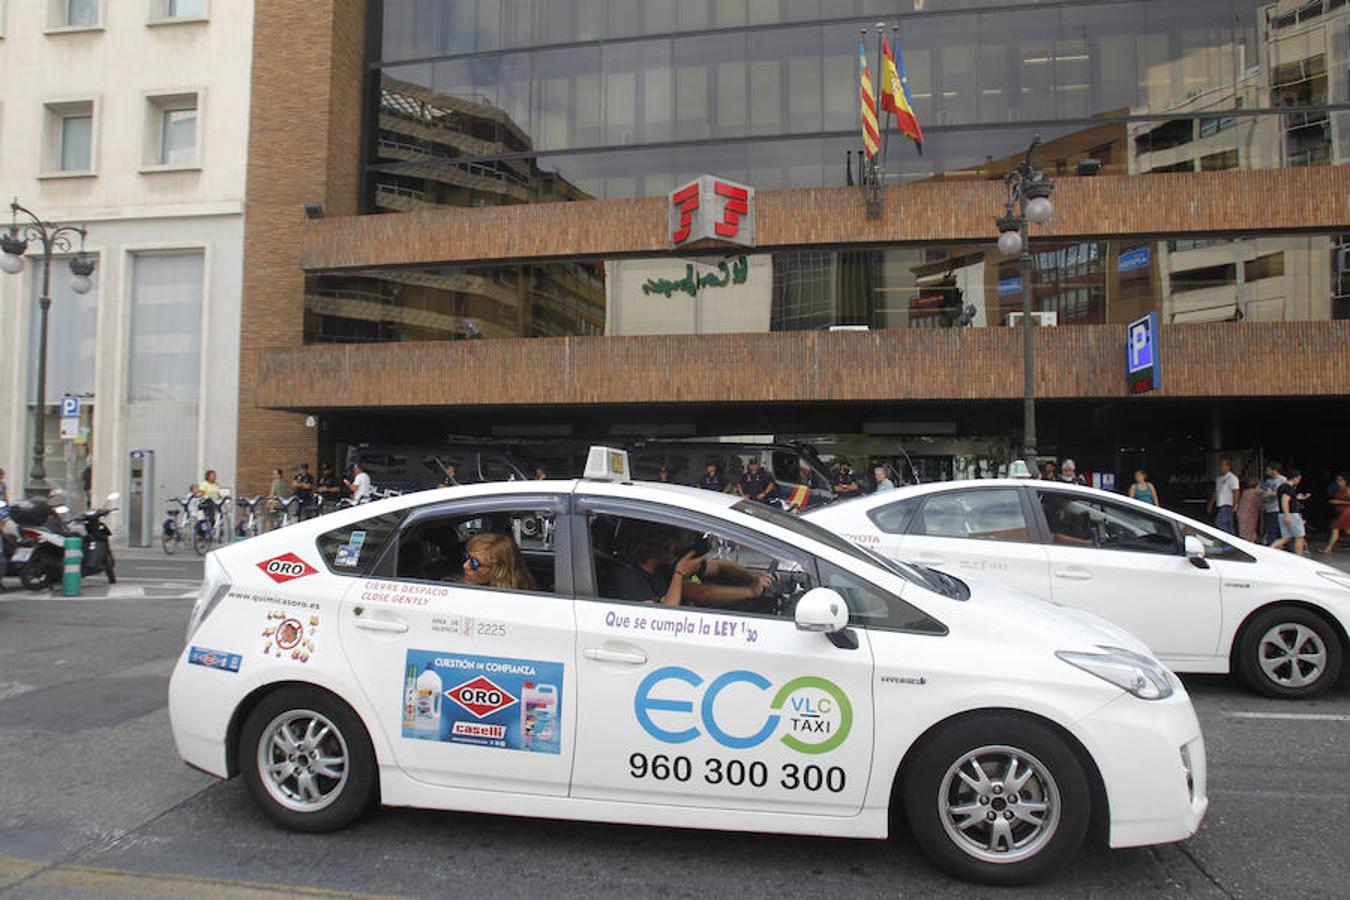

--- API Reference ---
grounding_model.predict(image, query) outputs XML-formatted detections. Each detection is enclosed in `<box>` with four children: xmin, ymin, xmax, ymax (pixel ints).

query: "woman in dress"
<box><xmin>1237</xmin><ymin>477</ymin><xmax>1263</xmax><ymax>544</ymax></box>
<box><xmin>1319</xmin><ymin>473</ymin><xmax>1350</xmax><ymax>553</ymax></box>
<box><xmin>1127</xmin><ymin>469</ymin><xmax>1159</xmax><ymax>506</ymax></box>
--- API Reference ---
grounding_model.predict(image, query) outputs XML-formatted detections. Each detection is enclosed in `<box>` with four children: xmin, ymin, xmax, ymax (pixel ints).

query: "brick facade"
<box><xmin>237</xmin><ymin>0</ymin><xmax>366</xmax><ymax>494</ymax></box>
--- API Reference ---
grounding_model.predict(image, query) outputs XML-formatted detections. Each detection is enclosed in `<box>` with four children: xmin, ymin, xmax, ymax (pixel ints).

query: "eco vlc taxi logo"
<box><xmin>634</xmin><ymin>667</ymin><xmax>853</xmax><ymax>755</ymax></box>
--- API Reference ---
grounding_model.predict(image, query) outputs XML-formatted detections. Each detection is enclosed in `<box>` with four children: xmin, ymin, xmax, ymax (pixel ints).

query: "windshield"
<box><xmin>730</xmin><ymin>501</ymin><xmax>968</xmax><ymax>600</ymax></box>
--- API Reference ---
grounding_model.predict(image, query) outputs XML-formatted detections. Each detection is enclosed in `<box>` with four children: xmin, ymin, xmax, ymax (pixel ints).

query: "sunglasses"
<box><xmin>462</xmin><ymin>553</ymin><xmax>487</xmax><ymax>571</ymax></box>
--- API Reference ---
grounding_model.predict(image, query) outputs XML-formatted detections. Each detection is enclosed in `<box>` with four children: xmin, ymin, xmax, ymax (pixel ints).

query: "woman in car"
<box><xmin>461</xmin><ymin>532</ymin><xmax>536</xmax><ymax>591</ymax></box>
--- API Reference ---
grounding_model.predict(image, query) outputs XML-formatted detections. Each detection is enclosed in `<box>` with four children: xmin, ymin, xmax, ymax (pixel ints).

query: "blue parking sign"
<box><xmin>60</xmin><ymin>396</ymin><xmax>80</xmax><ymax>418</ymax></box>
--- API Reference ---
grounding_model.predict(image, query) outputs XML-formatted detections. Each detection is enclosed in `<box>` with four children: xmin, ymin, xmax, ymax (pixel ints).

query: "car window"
<box><xmin>316</xmin><ymin>510</ymin><xmax>407</xmax><ymax>575</ymax></box>
<box><xmin>1179</xmin><ymin>522</ymin><xmax>1257</xmax><ymax>563</ymax></box>
<box><xmin>587</xmin><ymin>511</ymin><xmax>810</xmax><ymax>615</ymax></box>
<box><xmin>771</xmin><ymin>451</ymin><xmax>799</xmax><ymax>483</ymax></box>
<box><xmin>911</xmin><ymin>489</ymin><xmax>1030</xmax><ymax>542</ymax></box>
<box><xmin>1038</xmin><ymin>491</ymin><xmax>1179</xmax><ymax>554</ymax></box>
<box><xmin>868</xmin><ymin>496</ymin><xmax>923</xmax><ymax>535</ymax></box>
<box><xmin>817</xmin><ymin>559</ymin><xmax>946</xmax><ymax>635</ymax></box>
<box><xmin>479</xmin><ymin>452</ymin><xmax>518</xmax><ymax>482</ymax></box>
<box><xmin>394</xmin><ymin>504</ymin><xmax>559</xmax><ymax>592</ymax></box>
<box><xmin>729</xmin><ymin>500</ymin><xmax>968</xmax><ymax>601</ymax></box>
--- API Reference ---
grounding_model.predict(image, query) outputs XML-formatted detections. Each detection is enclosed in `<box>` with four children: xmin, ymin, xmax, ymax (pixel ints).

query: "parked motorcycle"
<box><xmin>0</xmin><ymin>500</ymin><xmax>38</xmax><ymax>589</ymax></box>
<box><xmin>13</xmin><ymin>493</ymin><xmax>119</xmax><ymax>591</ymax></box>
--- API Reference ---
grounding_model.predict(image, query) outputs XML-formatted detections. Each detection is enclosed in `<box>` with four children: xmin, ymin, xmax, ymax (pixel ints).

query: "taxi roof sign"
<box><xmin>584</xmin><ymin>446</ymin><xmax>631</xmax><ymax>483</ymax></box>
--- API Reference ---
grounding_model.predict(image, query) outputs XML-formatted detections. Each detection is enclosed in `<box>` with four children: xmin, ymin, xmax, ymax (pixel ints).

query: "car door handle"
<box><xmin>583</xmin><ymin>648</ymin><xmax>648</xmax><ymax>665</ymax></box>
<box><xmin>353</xmin><ymin>618</ymin><xmax>409</xmax><ymax>634</ymax></box>
<box><xmin>1054</xmin><ymin>568</ymin><xmax>1093</xmax><ymax>581</ymax></box>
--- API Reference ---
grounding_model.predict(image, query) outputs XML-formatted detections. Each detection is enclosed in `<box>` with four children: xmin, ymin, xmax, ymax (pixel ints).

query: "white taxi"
<box><xmin>170</xmin><ymin>450</ymin><xmax>1206</xmax><ymax>885</ymax></box>
<box><xmin>805</xmin><ymin>479</ymin><xmax>1350</xmax><ymax>698</ymax></box>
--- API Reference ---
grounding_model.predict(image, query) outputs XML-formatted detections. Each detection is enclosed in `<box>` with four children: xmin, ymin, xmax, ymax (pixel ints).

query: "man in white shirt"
<box><xmin>345</xmin><ymin>464</ymin><xmax>374</xmax><ymax>503</ymax></box>
<box><xmin>1209</xmin><ymin>457</ymin><xmax>1241</xmax><ymax>535</ymax></box>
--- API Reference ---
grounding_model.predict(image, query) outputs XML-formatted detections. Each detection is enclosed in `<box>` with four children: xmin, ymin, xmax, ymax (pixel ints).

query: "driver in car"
<box><xmin>607</xmin><ymin>522</ymin><xmax>776</xmax><ymax>608</ymax></box>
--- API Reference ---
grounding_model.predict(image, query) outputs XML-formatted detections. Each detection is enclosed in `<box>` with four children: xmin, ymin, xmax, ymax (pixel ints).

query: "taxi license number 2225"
<box><xmin>628</xmin><ymin>753</ymin><xmax>846</xmax><ymax>793</ymax></box>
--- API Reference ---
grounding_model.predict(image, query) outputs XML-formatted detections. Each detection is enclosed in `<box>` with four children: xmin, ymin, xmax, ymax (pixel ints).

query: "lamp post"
<box><xmin>995</xmin><ymin>137</ymin><xmax>1054</xmax><ymax>476</ymax></box>
<box><xmin>0</xmin><ymin>199</ymin><xmax>95</xmax><ymax>498</ymax></box>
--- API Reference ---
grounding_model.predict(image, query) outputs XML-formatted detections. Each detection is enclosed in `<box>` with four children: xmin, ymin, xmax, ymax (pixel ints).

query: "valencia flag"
<box><xmin>859</xmin><ymin>39</ymin><xmax>881</xmax><ymax>159</ymax></box>
<box><xmin>881</xmin><ymin>35</ymin><xmax>924</xmax><ymax>154</ymax></box>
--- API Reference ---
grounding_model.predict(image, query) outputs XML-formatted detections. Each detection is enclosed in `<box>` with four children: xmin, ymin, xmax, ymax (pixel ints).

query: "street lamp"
<box><xmin>996</xmin><ymin>137</ymin><xmax>1054</xmax><ymax>476</ymax></box>
<box><xmin>1</xmin><ymin>199</ymin><xmax>95</xmax><ymax>498</ymax></box>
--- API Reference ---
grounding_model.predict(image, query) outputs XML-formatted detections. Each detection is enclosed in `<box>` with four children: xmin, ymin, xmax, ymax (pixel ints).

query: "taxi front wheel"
<box><xmin>239</xmin><ymin>686</ymin><xmax>378</xmax><ymax>832</ymax></box>
<box><xmin>902</xmin><ymin>713</ymin><xmax>1089</xmax><ymax>885</ymax></box>
<box><xmin>1236</xmin><ymin>605</ymin><xmax>1343</xmax><ymax>698</ymax></box>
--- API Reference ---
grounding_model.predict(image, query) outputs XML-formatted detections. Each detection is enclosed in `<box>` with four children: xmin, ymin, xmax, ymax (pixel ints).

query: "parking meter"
<box><xmin>128</xmin><ymin>450</ymin><xmax>155</xmax><ymax>547</ymax></box>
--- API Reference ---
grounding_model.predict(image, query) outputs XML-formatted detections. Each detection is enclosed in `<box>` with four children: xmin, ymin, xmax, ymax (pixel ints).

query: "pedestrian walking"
<box><xmin>1127</xmin><ymin>469</ymin><xmax>1159</xmax><ymax>506</ymax></box>
<box><xmin>1259</xmin><ymin>461</ymin><xmax>1286</xmax><ymax>545</ymax></box>
<box><xmin>1318</xmin><ymin>473</ymin><xmax>1350</xmax><ymax>554</ymax></box>
<box><xmin>1208</xmin><ymin>458</ymin><xmax>1241</xmax><ymax>535</ymax></box>
<box><xmin>1271</xmin><ymin>469</ymin><xmax>1307</xmax><ymax>556</ymax></box>
<box><xmin>1237</xmin><ymin>478</ymin><xmax>1262</xmax><ymax>544</ymax></box>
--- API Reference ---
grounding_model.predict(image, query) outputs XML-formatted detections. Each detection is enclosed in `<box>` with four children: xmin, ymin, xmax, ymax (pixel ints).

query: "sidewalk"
<box><xmin>0</xmin><ymin>579</ymin><xmax>199</xmax><ymax>601</ymax></box>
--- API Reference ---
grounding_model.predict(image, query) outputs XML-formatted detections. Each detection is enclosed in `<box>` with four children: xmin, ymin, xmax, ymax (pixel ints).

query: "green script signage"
<box><xmin>641</xmin><ymin>256</ymin><xmax>750</xmax><ymax>298</ymax></box>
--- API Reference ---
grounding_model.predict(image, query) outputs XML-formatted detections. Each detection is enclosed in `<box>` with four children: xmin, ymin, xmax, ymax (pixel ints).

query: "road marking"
<box><xmin>0</xmin><ymin>856</ymin><xmax>399</xmax><ymax>898</ymax></box>
<box><xmin>1224</xmin><ymin>711</ymin><xmax>1350</xmax><ymax>722</ymax></box>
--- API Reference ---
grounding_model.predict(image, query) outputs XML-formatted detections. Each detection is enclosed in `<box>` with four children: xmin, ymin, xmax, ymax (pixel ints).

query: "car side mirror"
<box><xmin>1184</xmin><ymin>535</ymin><xmax>1209</xmax><ymax>569</ymax></box>
<box><xmin>794</xmin><ymin>587</ymin><xmax>849</xmax><ymax>634</ymax></box>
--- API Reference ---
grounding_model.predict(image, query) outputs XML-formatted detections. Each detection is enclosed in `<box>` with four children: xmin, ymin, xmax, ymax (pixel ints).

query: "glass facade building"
<box><xmin>304</xmin><ymin>0</ymin><xmax>1350</xmax><ymax>345</ymax></box>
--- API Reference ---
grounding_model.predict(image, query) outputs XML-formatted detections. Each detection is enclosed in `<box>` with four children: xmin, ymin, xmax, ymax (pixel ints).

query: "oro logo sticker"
<box><xmin>446</xmin><ymin>675</ymin><xmax>518</xmax><ymax>719</ymax></box>
<box><xmin>258</xmin><ymin>552</ymin><xmax>317</xmax><ymax>584</ymax></box>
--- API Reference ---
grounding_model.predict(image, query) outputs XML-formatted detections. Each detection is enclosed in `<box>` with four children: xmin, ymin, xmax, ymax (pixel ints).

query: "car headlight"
<box><xmin>186</xmin><ymin>553</ymin><xmax>232</xmax><ymax>643</ymax></box>
<box><xmin>1317</xmin><ymin>571</ymin><xmax>1350</xmax><ymax>592</ymax></box>
<box><xmin>1056</xmin><ymin>646</ymin><xmax>1174</xmax><ymax>700</ymax></box>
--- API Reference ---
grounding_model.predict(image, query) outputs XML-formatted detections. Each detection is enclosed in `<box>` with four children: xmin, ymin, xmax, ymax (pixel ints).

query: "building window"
<box><xmin>49</xmin><ymin>0</ymin><xmax>100</xmax><ymax>28</ymax></box>
<box><xmin>42</xmin><ymin>100</ymin><xmax>96</xmax><ymax>175</ymax></box>
<box><xmin>1244</xmin><ymin>253</ymin><xmax>1285</xmax><ymax>281</ymax></box>
<box><xmin>1200</xmin><ymin>149</ymin><xmax>1239</xmax><ymax>171</ymax></box>
<box><xmin>1199</xmin><ymin>115</ymin><xmax>1236</xmax><ymax>138</ymax></box>
<box><xmin>150</xmin><ymin>0</ymin><xmax>207</xmax><ymax>20</ymax></box>
<box><xmin>1149</xmin><ymin>160</ymin><xmax>1194</xmax><ymax>174</ymax></box>
<box><xmin>1171</xmin><ymin>263</ymin><xmax>1237</xmax><ymax>293</ymax></box>
<box><xmin>129</xmin><ymin>251</ymin><xmax>204</xmax><ymax>402</ymax></box>
<box><xmin>143</xmin><ymin>93</ymin><xmax>199</xmax><ymax>169</ymax></box>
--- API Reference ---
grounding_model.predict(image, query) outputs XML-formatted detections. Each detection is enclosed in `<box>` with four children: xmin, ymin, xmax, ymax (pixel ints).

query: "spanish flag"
<box><xmin>881</xmin><ymin>35</ymin><xmax>924</xmax><ymax>154</ymax></box>
<box><xmin>859</xmin><ymin>39</ymin><xmax>881</xmax><ymax>159</ymax></box>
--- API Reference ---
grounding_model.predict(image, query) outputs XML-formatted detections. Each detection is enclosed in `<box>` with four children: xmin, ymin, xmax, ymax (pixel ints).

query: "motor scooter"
<box><xmin>0</xmin><ymin>500</ymin><xmax>35</xmax><ymax>589</ymax></box>
<box><xmin>13</xmin><ymin>493</ymin><xmax>119</xmax><ymax>591</ymax></box>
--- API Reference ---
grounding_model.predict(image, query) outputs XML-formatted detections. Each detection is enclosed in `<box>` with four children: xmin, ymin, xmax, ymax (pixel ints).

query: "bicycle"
<box><xmin>235</xmin><ymin>496</ymin><xmax>264</xmax><ymax>539</ymax></box>
<box><xmin>192</xmin><ymin>495</ymin><xmax>233</xmax><ymax>555</ymax></box>
<box><xmin>161</xmin><ymin>495</ymin><xmax>193</xmax><ymax>555</ymax></box>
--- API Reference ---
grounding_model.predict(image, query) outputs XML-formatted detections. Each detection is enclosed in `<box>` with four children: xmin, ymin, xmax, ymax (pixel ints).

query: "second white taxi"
<box><xmin>170</xmin><ymin>450</ymin><xmax>1206</xmax><ymax>885</ymax></box>
<box><xmin>805</xmin><ymin>479</ymin><xmax>1350</xmax><ymax>698</ymax></box>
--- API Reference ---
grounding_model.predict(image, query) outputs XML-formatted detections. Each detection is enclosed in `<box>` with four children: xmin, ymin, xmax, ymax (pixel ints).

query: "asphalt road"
<box><xmin>0</xmin><ymin>591</ymin><xmax>1347</xmax><ymax>899</ymax></box>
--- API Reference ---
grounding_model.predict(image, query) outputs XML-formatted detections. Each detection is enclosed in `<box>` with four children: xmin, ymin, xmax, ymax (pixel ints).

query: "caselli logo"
<box><xmin>257</xmin><ymin>552</ymin><xmax>318</xmax><ymax>584</ymax></box>
<box><xmin>446</xmin><ymin>676</ymin><xmax>517</xmax><ymax>719</ymax></box>
<box><xmin>635</xmin><ymin>667</ymin><xmax>853</xmax><ymax>755</ymax></box>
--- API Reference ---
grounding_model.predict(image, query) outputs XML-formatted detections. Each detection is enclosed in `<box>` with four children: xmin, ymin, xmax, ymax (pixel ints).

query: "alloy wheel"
<box><xmin>1258</xmin><ymin>622</ymin><xmax>1328</xmax><ymax>689</ymax></box>
<box><xmin>255</xmin><ymin>709</ymin><xmax>350</xmax><ymax>814</ymax></box>
<box><xmin>938</xmin><ymin>745</ymin><xmax>1062</xmax><ymax>864</ymax></box>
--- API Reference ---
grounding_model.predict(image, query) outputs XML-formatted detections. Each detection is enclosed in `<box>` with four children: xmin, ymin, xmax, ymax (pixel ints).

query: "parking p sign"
<box><xmin>59</xmin><ymin>396</ymin><xmax>81</xmax><ymax>440</ymax></box>
<box><xmin>1126</xmin><ymin>312</ymin><xmax>1160</xmax><ymax>394</ymax></box>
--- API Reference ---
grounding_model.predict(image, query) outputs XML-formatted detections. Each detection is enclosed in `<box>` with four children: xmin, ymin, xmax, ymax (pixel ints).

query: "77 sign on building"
<box><xmin>668</xmin><ymin>176</ymin><xmax>756</xmax><ymax>250</ymax></box>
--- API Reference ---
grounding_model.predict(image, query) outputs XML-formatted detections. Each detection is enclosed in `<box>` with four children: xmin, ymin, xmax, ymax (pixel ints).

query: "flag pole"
<box><xmin>878</xmin><ymin>23</ymin><xmax>891</xmax><ymax>179</ymax></box>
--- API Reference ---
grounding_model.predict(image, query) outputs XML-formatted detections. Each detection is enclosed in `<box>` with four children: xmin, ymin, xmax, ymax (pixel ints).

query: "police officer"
<box><xmin>739</xmin><ymin>458</ymin><xmax>775</xmax><ymax>504</ymax></box>
<box><xmin>698</xmin><ymin>461</ymin><xmax>726</xmax><ymax>492</ymax></box>
<box><xmin>292</xmin><ymin>463</ymin><xmax>316</xmax><ymax>519</ymax></box>
<box><xmin>316</xmin><ymin>462</ymin><xmax>342</xmax><ymax>507</ymax></box>
<box><xmin>833</xmin><ymin>459</ymin><xmax>862</xmax><ymax>497</ymax></box>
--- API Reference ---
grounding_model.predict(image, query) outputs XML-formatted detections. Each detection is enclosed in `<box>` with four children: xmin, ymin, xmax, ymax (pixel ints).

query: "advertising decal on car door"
<box><xmin>402</xmin><ymin>650</ymin><xmax>564</xmax><ymax>755</ymax></box>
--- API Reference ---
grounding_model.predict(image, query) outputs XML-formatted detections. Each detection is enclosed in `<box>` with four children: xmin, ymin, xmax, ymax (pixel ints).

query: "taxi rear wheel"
<box><xmin>902</xmin><ymin>713</ymin><xmax>1089</xmax><ymax>885</ymax></box>
<box><xmin>239</xmin><ymin>686</ymin><xmax>377</xmax><ymax>832</ymax></box>
<box><xmin>1236</xmin><ymin>606</ymin><xmax>1343</xmax><ymax>698</ymax></box>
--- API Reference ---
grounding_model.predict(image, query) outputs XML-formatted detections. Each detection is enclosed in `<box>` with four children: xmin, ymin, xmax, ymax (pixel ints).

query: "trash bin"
<box><xmin>63</xmin><ymin>537</ymin><xmax>83</xmax><ymax>598</ymax></box>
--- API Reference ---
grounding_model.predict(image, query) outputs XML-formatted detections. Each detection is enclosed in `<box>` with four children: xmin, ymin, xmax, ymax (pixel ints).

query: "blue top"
<box><xmin>1132</xmin><ymin>483</ymin><xmax>1156</xmax><ymax>505</ymax></box>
